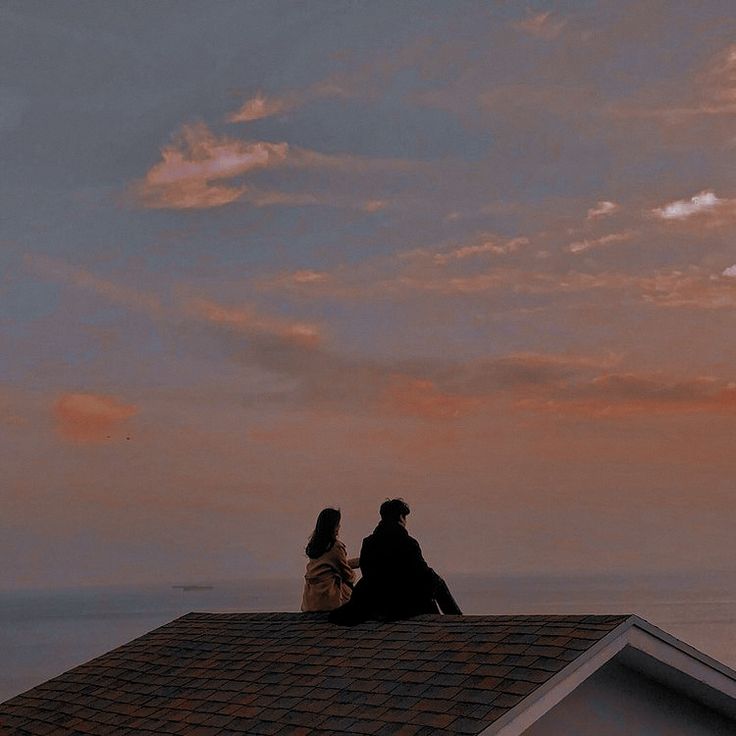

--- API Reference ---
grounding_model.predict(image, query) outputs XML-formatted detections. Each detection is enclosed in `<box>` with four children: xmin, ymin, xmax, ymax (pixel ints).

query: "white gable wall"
<box><xmin>521</xmin><ymin>660</ymin><xmax>735</xmax><ymax>736</ymax></box>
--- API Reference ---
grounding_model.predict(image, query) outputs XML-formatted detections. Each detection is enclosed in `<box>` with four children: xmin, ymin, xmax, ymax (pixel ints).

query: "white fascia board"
<box><xmin>627</xmin><ymin>614</ymin><xmax>736</xmax><ymax>685</ymax></box>
<box><xmin>478</xmin><ymin>618</ymin><xmax>634</xmax><ymax>736</ymax></box>
<box><xmin>479</xmin><ymin>616</ymin><xmax>736</xmax><ymax>736</ymax></box>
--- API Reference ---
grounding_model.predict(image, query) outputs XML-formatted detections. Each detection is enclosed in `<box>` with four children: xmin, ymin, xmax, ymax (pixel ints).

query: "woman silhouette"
<box><xmin>301</xmin><ymin>508</ymin><xmax>358</xmax><ymax>612</ymax></box>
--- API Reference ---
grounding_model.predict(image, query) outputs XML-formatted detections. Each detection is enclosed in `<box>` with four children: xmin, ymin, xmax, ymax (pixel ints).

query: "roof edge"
<box><xmin>478</xmin><ymin>615</ymin><xmax>635</xmax><ymax>736</ymax></box>
<box><xmin>479</xmin><ymin>615</ymin><xmax>736</xmax><ymax>736</ymax></box>
<box><xmin>627</xmin><ymin>614</ymin><xmax>736</xmax><ymax>682</ymax></box>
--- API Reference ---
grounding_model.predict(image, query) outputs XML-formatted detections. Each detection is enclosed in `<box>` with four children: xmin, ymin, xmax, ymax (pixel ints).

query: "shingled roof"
<box><xmin>0</xmin><ymin>612</ymin><xmax>637</xmax><ymax>735</ymax></box>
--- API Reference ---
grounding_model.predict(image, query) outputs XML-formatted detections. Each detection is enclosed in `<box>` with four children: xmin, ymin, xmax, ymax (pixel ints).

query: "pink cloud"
<box><xmin>53</xmin><ymin>392</ymin><xmax>138</xmax><ymax>443</ymax></box>
<box><xmin>227</xmin><ymin>92</ymin><xmax>293</xmax><ymax>123</ymax></box>
<box><xmin>186</xmin><ymin>297</ymin><xmax>323</xmax><ymax>348</ymax></box>
<box><xmin>513</xmin><ymin>11</ymin><xmax>567</xmax><ymax>40</ymax></box>
<box><xmin>359</xmin><ymin>199</ymin><xmax>389</xmax><ymax>213</ymax></box>
<box><xmin>25</xmin><ymin>254</ymin><xmax>164</xmax><ymax>317</ymax></box>
<box><xmin>227</xmin><ymin>81</ymin><xmax>342</xmax><ymax>124</ymax></box>
<box><xmin>131</xmin><ymin>123</ymin><xmax>289</xmax><ymax>209</ymax></box>
<box><xmin>131</xmin><ymin>122</ymin><xmax>418</xmax><ymax>210</ymax></box>
<box><xmin>423</xmin><ymin>235</ymin><xmax>530</xmax><ymax>265</ymax></box>
<box><xmin>27</xmin><ymin>254</ymin><xmax>325</xmax><ymax>347</ymax></box>
<box><xmin>613</xmin><ymin>43</ymin><xmax>736</xmax><ymax>122</ymax></box>
<box><xmin>640</xmin><ymin>270</ymin><xmax>736</xmax><ymax>309</ymax></box>
<box><xmin>379</xmin><ymin>375</ymin><xmax>480</xmax><ymax>421</ymax></box>
<box><xmin>517</xmin><ymin>373</ymin><xmax>736</xmax><ymax>419</ymax></box>
<box><xmin>567</xmin><ymin>231</ymin><xmax>634</xmax><ymax>254</ymax></box>
<box><xmin>586</xmin><ymin>201</ymin><xmax>619</xmax><ymax>219</ymax></box>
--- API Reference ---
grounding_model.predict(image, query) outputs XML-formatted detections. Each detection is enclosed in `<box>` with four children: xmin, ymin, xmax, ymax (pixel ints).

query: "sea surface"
<box><xmin>1</xmin><ymin>571</ymin><xmax>734</xmax><ymax>704</ymax></box>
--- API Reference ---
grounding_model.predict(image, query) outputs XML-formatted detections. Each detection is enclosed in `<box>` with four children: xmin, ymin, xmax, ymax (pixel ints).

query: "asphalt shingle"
<box><xmin>0</xmin><ymin>613</ymin><xmax>630</xmax><ymax>735</ymax></box>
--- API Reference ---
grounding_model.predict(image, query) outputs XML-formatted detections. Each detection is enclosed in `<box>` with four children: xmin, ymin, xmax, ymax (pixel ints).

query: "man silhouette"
<box><xmin>329</xmin><ymin>498</ymin><xmax>462</xmax><ymax>625</ymax></box>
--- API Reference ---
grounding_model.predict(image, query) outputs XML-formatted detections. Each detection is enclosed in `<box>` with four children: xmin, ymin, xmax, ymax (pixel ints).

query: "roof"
<box><xmin>1</xmin><ymin>612</ymin><xmax>734</xmax><ymax>736</ymax></box>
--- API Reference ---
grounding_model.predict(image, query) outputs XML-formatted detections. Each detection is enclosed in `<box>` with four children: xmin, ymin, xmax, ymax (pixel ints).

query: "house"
<box><xmin>1</xmin><ymin>612</ymin><xmax>734</xmax><ymax>735</ymax></box>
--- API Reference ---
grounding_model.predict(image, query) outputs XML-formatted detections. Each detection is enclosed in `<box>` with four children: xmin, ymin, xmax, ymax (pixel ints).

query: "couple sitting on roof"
<box><xmin>301</xmin><ymin>498</ymin><xmax>462</xmax><ymax>625</ymax></box>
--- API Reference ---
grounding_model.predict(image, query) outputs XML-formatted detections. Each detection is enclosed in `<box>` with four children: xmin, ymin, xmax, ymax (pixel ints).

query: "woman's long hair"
<box><xmin>305</xmin><ymin>508</ymin><xmax>341</xmax><ymax>559</ymax></box>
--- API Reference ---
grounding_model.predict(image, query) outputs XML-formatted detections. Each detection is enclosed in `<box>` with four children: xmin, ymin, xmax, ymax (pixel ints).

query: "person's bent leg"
<box><xmin>430</xmin><ymin>570</ymin><xmax>463</xmax><ymax>615</ymax></box>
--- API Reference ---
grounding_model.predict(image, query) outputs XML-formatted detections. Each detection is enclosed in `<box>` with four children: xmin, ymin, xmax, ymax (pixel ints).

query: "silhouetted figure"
<box><xmin>301</xmin><ymin>508</ymin><xmax>359</xmax><ymax>612</ymax></box>
<box><xmin>329</xmin><ymin>499</ymin><xmax>462</xmax><ymax>625</ymax></box>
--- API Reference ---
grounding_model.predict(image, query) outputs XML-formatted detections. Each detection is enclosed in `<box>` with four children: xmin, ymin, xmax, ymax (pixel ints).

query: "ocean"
<box><xmin>1</xmin><ymin>571</ymin><xmax>734</xmax><ymax>704</ymax></box>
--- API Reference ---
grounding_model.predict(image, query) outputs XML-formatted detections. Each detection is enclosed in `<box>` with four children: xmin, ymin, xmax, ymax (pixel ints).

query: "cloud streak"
<box><xmin>653</xmin><ymin>190</ymin><xmax>725</xmax><ymax>220</ymax></box>
<box><xmin>567</xmin><ymin>231</ymin><xmax>634</xmax><ymax>254</ymax></box>
<box><xmin>518</xmin><ymin>373</ymin><xmax>736</xmax><ymax>418</ymax></box>
<box><xmin>26</xmin><ymin>254</ymin><xmax>323</xmax><ymax>348</ymax></box>
<box><xmin>131</xmin><ymin>121</ymin><xmax>420</xmax><ymax>210</ymax></box>
<box><xmin>186</xmin><ymin>298</ymin><xmax>323</xmax><ymax>348</ymax></box>
<box><xmin>587</xmin><ymin>201</ymin><xmax>619</xmax><ymax>220</ymax></box>
<box><xmin>513</xmin><ymin>12</ymin><xmax>567</xmax><ymax>40</ymax></box>
<box><xmin>227</xmin><ymin>91</ymin><xmax>295</xmax><ymax>123</ymax></box>
<box><xmin>408</xmin><ymin>235</ymin><xmax>530</xmax><ymax>265</ymax></box>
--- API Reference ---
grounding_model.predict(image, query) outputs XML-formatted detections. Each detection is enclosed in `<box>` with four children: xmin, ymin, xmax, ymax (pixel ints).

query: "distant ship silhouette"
<box><xmin>172</xmin><ymin>585</ymin><xmax>214</xmax><ymax>591</ymax></box>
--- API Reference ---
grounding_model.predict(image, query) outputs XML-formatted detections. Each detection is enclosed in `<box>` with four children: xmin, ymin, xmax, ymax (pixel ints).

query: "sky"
<box><xmin>2</xmin><ymin>1</ymin><xmax>735</xmax><ymax>589</ymax></box>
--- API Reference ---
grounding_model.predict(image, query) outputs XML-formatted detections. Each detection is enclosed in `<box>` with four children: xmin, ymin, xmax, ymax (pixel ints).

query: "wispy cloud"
<box><xmin>131</xmin><ymin>122</ymin><xmax>419</xmax><ymax>210</ymax></box>
<box><xmin>379</xmin><ymin>375</ymin><xmax>480</xmax><ymax>421</ymax></box>
<box><xmin>614</xmin><ymin>43</ymin><xmax>736</xmax><ymax>122</ymax></box>
<box><xmin>130</xmin><ymin>123</ymin><xmax>289</xmax><ymax>209</ymax></box>
<box><xmin>227</xmin><ymin>91</ymin><xmax>295</xmax><ymax>123</ymax></box>
<box><xmin>517</xmin><ymin>373</ymin><xmax>736</xmax><ymax>418</ymax></box>
<box><xmin>26</xmin><ymin>254</ymin><xmax>164</xmax><ymax>317</ymax></box>
<box><xmin>403</xmin><ymin>234</ymin><xmax>529</xmax><ymax>265</ymax></box>
<box><xmin>587</xmin><ymin>201</ymin><xmax>619</xmax><ymax>220</ymax></box>
<box><xmin>665</xmin><ymin>42</ymin><xmax>736</xmax><ymax>118</ymax></box>
<box><xmin>640</xmin><ymin>269</ymin><xmax>736</xmax><ymax>309</ymax></box>
<box><xmin>186</xmin><ymin>298</ymin><xmax>323</xmax><ymax>347</ymax></box>
<box><xmin>27</xmin><ymin>254</ymin><xmax>323</xmax><ymax>348</ymax></box>
<box><xmin>567</xmin><ymin>231</ymin><xmax>634</xmax><ymax>254</ymax></box>
<box><xmin>227</xmin><ymin>81</ymin><xmax>343</xmax><ymax>124</ymax></box>
<box><xmin>226</xmin><ymin>35</ymin><xmax>459</xmax><ymax>125</ymax></box>
<box><xmin>653</xmin><ymin>190</ymin><xmax>724</xmax><ymax>220</ymax></box>
<box><xmin>53</xmin><ymin>392</ymin><xmax>137</xmax><ymax>443</ymax></box>
<box><xmin>513</xmin><ymin>11</ymin><xmax>567</xmax><ymax>40</ymax></box>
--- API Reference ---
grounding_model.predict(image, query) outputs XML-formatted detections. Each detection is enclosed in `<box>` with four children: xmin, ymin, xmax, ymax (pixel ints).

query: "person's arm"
<box><xmin>333</xmin><ymin>541</ymin><xmax>356</xmax><ymax>586</ymax></box>
<box><xmin>347</xmin><ymin>557</ymin><xmax>360</xmax><ymax>569</ymax></box>
<box><xmin>404</xmin><ymin>536</ymin><xmax>432</xmax><ymax>578</ymax></box>
<box><xmin>358</xmin><ymin>537</ymin><xmax>374</xmax><ymax>578</ymax></box>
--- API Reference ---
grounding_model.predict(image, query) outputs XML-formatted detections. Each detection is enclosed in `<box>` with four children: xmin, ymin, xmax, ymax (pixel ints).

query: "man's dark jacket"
<box><xmin>328</xmin><ymin>521</ymin><xmax>438</xmax><ymax>625</ymax></box>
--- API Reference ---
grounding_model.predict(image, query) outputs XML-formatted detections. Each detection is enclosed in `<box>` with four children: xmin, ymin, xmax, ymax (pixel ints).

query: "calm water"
<box><xmin>1</xmin><ymin>572</ymin><xmax>734</xmax><ymax>703</ymax></box>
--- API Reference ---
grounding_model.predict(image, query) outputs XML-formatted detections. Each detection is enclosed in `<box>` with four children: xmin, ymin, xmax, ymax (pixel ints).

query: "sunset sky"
<box><xmin>2</xmin><ymin>1</ymin><xmax>735</xmax><ymax>589</ymax></box>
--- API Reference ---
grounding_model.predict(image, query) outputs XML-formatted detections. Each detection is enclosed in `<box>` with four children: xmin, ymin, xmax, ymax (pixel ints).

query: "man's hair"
<box><xmin>380</xmin><ymin>498</ymin><xmax>410</xmax><ymax>523</ymax></box>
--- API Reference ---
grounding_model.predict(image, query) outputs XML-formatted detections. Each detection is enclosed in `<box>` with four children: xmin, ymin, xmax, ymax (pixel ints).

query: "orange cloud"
<box><xmin>360</xmin><ymin>199</ymin><xmax>388</xmax><ymax>213</ymax></box>
<box><xmin>406</xmin><ymin>234</ymin><xmax>529</xmax><ymax>265</ymax></box>
<box><xmin>187</xmin><ymin>297</ymin><xmax>323</xmax><ymax>347</ymax></box>
<box><xmin>516</xmin><ymin>373</ymin><xmax>736</xmax><ymax>419</ymax></box>
<box><xmin>586</xmin><ymin>201</ymin><xmax>619</xmax><ymax>219</ymax></box>
<box><xmin>227</xmin><ymin>82</ymin><xmax>342</xmax><ymax>124</ymax></box>
<box><xmin>131</xmin><ymin>123</ymin><xmax>289</xmax><ymax>209</ymax></box>
<box><xmin>513</xmin><ymin>11</ymin><xmax>567</xmax><ymax>40</ymax></box>
<box><xmin>132</xmin><ymin>121</ymin><xmax>416</xmax><ymax>210</ymax></box>
<box><xmin>27</xmin><ymin>254</ymin><xmax>325</xmax><ymax>348</ymax></box>
<box><xmin>379</xmin><ymin>375</ymin><xmax>479</xmax><ymax>421</ymax></box>
<box><xmin>640</xmin><ymin>270</ymin><xmax>736</xmax><ymax>309</ymax></box>
<box><xmin>668</xmin><ymin>42</ymin><xmax>736</xmax><ymax>118</ymax></box>
<box><xmin>53</xmin><ymin>392</ymin><xmax>138</xmax><ymax>443</ymax></box>
<box><xmin>614</xmin><ymin>43</ymin><xmax>736</xmax><ymax>122</ymax></box>
<box><xmin>567</xmin><ymin>231</ymin><xmax>634</xmax><ymax>254</ymax></box>
<box><xmin>26</xmin><ymin>254</ymin><xmax>164</xmax><ymax>317</ymax></box>
<box><xmin>227</xmin><ymin>92</ymin><xmax>294</xmax><ymax>123</ymax></box>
